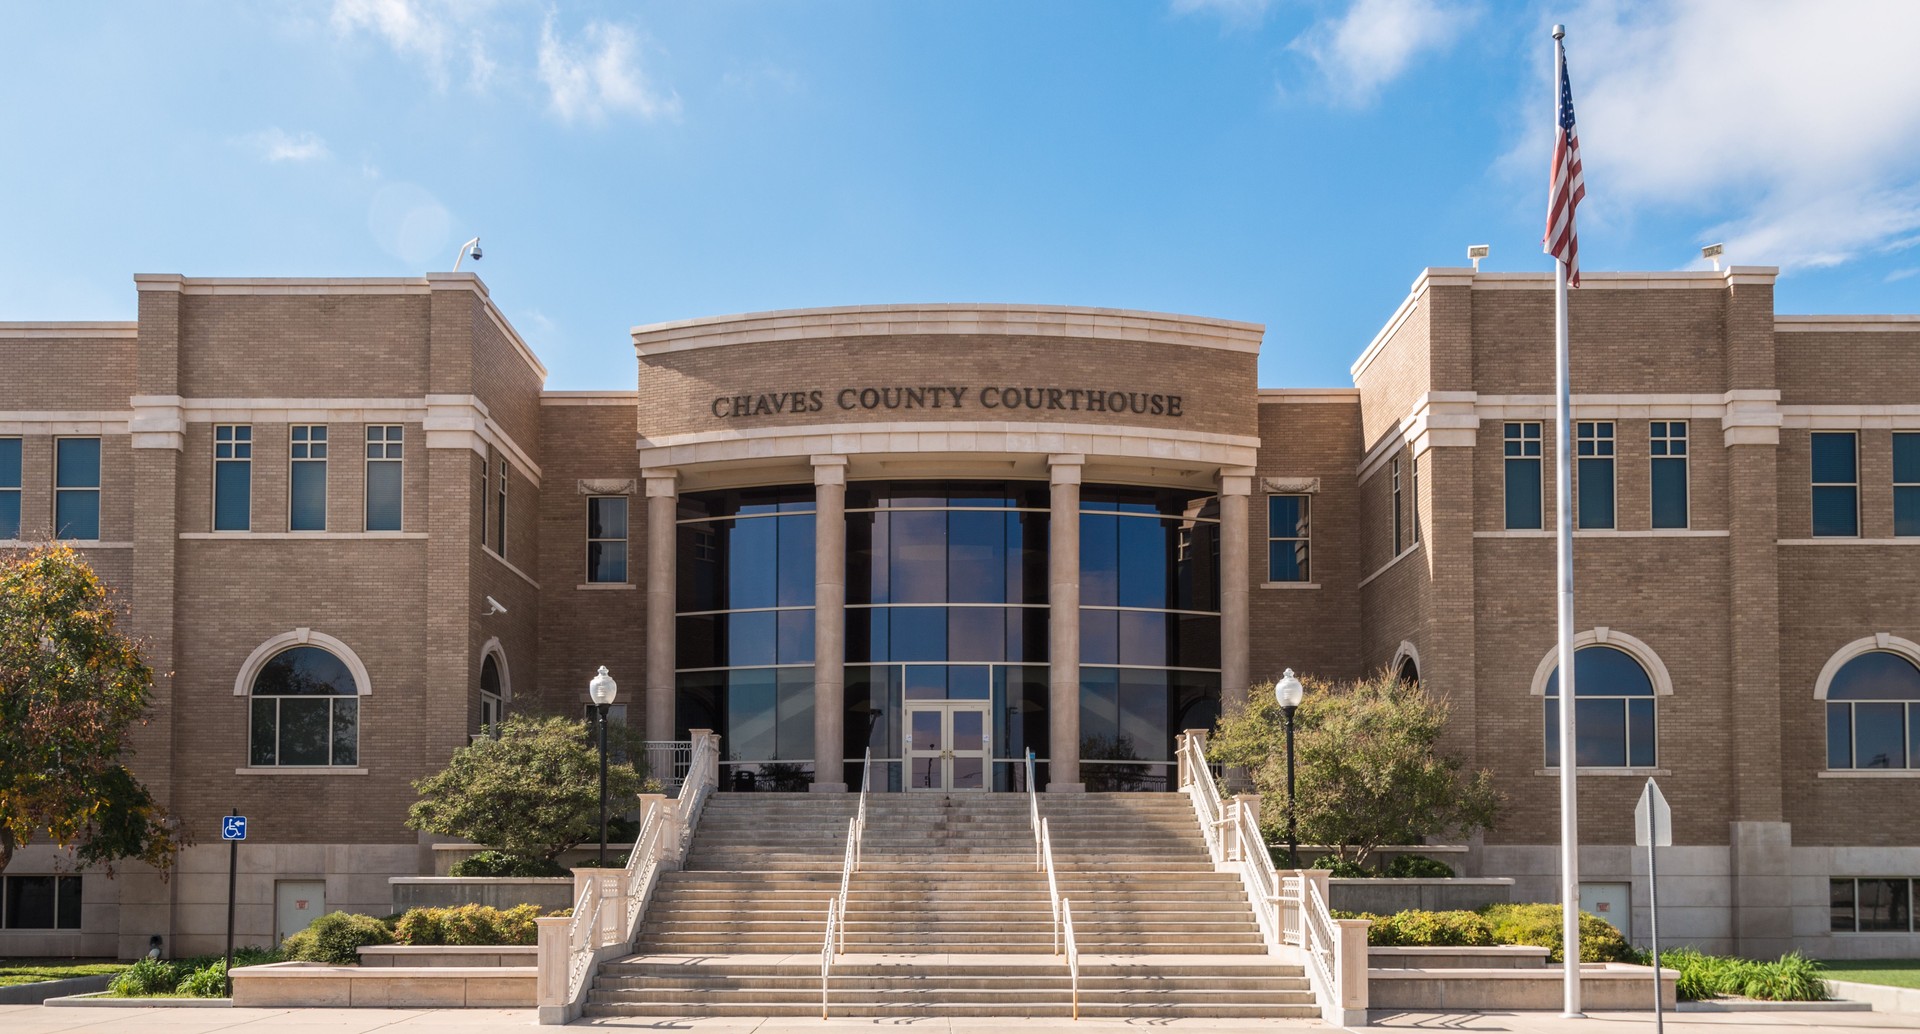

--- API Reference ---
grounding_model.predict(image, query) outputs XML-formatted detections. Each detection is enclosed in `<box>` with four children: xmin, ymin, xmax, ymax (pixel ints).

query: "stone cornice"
<box><xmin>632</xmin><ymin>304</ymin><xmax>1264</xmax><ymax>356</ymax></box>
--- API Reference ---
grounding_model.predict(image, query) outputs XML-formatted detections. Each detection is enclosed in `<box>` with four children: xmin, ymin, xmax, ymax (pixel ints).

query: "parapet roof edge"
<box><xmin>0</xmin><ymin>321</ymin><xmax>139</xmax><ymax>339</ymax></box>
<box><xmin>630</xmin><ymin>303</ymin><xmax>1265</xmax><ymax>357</ymax></box>
<box><xmin>1257</xmin><ymin>388</ymin><xmax>1360</xmax><ymax>405</ymax></box>
<box><xmin>130</xmin><ymin>273</ymin><xmax>548</xmax><ymax>383</ymax></box>
<box><xmin>1776</xmin><ymin>314</ymin><xmax>1920</xmax><ymax>331</ymax></box>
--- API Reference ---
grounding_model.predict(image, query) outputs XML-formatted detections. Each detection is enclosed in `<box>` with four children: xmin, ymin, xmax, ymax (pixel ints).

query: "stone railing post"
<box><xmin>1301</xmin><ymin>868</ymin><xmax>1332</xmax><ymax>911</ymax></box>
<box><xmin>1334</xmin><ymin>917</ymin><xmax>1372</xmax><ymax>1022</ymax></box>
<box><xmin>534</xmin><ymin>915</ymin><xmax>570</xmax><ymax>1021</ymax></box>
<box><xmin>1232</xmin><ymin>794</ymin><xmax>1262</xmax><ymax>863</ymax></box>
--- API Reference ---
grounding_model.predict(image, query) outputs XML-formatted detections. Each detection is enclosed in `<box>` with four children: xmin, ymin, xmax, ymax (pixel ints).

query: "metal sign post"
<box><xmin>1634</xmin><ymin>780</ymin><xmax>1672</xmax><ymax>1033</ymax></box>
<box><xmin>221</xmin><ymin>812</ymin><xmax>248</xmax><ymax>998</ymax></box>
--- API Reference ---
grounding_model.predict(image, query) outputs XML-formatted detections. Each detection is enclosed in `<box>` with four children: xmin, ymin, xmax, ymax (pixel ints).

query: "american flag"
<box><xmin>1543</xmin><ymin>36</ymin><xmax>1585</xmax><ymax>287</ymax></box>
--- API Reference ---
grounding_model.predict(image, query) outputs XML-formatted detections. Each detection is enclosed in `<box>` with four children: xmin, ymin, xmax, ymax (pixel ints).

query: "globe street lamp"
<box><xmin>1275</xmin><ymin>668</ymin><xmax>1305</xmax><ymax>869</ymax></box>
<box><xmin>588</xmin><ymin>666</ymin><xmax>619</xmax><ymax>867</ymax></box>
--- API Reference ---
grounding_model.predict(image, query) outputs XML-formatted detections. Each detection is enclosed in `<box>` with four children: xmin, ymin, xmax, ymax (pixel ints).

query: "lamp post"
<box><xmin>1275</xmin><ymin>668</ymin><xmax>1305</xmax><ymax>869</ymax></box>
<box><xmin>588</xmin><ymin>666</ymin><xmax>618</xmax><ymax>867</ymax></box>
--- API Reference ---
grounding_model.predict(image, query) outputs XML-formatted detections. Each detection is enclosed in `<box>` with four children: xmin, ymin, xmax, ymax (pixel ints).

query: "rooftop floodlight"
<box><xmin>453</xmin><ymin>237</ymin><xmax>482</xmax><ymax>271</ymax></box>
<box><xmin>1701</xmin><ymin>243</ymin><xmax>1724</xmax><ymax>271</ymax></box>
<box><xmin>1468</xmin><ymin>244</ymin><xmax>1491</xmax><ymax>272</ymax></box>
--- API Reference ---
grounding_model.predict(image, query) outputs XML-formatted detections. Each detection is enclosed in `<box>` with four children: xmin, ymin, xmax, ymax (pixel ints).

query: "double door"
<box><xmin>904</xmin><ymin>701</ymin><xmax>991</xmax><ymax>792</ymax></box>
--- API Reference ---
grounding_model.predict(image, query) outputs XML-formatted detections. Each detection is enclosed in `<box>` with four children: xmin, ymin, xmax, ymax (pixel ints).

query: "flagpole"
<box><xmin>1551</xmin><ymin>21</ymin><xmax>1584</xmax><ymax>1020</ymax></box>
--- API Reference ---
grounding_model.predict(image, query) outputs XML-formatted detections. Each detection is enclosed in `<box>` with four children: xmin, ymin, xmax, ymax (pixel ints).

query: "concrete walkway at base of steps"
<box><xmin>6</xmin><ymin>1004</ymin><xmax>1920</xmax><ymax>1034</ymax></box>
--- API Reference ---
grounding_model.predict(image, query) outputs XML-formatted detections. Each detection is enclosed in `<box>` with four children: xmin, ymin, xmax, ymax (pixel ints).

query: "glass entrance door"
<box><xmin>904</xmin><ymin>702</ymin><xmax>991</xmax><ymax>792</ymax></box>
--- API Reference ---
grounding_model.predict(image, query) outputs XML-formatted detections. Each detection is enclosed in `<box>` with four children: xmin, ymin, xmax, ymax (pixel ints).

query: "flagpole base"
<box><xmin>1561</xmin><ymin>1012</ymin><xmax>1586</xmax><ymax>1019</ymax></box>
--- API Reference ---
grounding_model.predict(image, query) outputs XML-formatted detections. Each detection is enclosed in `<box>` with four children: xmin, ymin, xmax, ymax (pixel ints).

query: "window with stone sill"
<box><xmin>250</xmin><ymin>645</ymin><xmax>359</xmax><ymax>767</ymax></box>
<box><xmin>1826</xmin><ymin>651</ymin><xmax>1920</xmax><ymax>770</ymax></box>
<box><xmin>1832</xmin><ymin>877</ymin><xmax>1916</xmax><ymax>933</ymax></box>
<box><xmin>0</xmin><ymin>436</ymin><xmax>20</xmax><ymax>539</ymax></box>
<box><xmin>1543</xmin><ymin>645</ymin><xmax>1657</xmax><ymax>769</ymax></box>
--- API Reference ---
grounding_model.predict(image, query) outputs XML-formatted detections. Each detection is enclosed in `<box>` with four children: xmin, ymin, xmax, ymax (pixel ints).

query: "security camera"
<box><xmin>470</xmin><ymin>242</ymin><xmax>482</xmax><ymax>262</ymax></box>
<box><xmin>485</xmin><ymin>596</ymin><xmax>507</xmax><ymax>616</ymax></box>
<box><xmin>453</xmin><ymin>237</ymin><xmax>483</xmax><ymax>272</ymax></box>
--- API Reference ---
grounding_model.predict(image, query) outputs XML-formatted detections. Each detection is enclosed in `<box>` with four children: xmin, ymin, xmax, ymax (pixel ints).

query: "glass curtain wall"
<box><xmin>844</xmin><ymin>481</ymin><xmax>1050</xmax><ymax>791</ymax></box>
<box><xmin>674</xmin><ymin>487</ymin><xmax>817</xmax><ymax>790</ymax></box>
<box><xmin>1079</xmin><ymin>486</ymin><xmax>1223</xmax><ymax>790</ymax></box>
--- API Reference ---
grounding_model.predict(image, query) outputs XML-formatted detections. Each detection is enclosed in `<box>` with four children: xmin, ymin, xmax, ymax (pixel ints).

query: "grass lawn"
<box><xmin>0</xmin><ymin>958</ymin><xmax>129</xmax><ymax>987</ymax></box>
<box><xmin>1819</xmin><ymin>959</ymin><xmax>1920</xmax><ymax>990</ymax></box>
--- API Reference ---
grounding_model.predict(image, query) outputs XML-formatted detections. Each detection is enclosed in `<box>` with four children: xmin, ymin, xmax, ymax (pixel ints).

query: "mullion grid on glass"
<box><xmin>1832</xmin><ymin>877</ymin><xmax>1918</xmax><ymax>933</ymax></box>
<box><xmin>1267</xmin><ymin>494</ymin><xmax>1309</xmax><ymax>582</ymax></box>
<box><xmin>1843</xmin><ymin>700</ymin><xmax>1916</xmax><ymax>770</ymax></box>
<box><xmin>496</xmin><ymin>459</ymin><xmax>508</xmax><ymax>556</ymax></box>
<box><xmin>1895</xmin><ymin>432</ymin><xmax>1920</xmax><ymax>536</ymax></box>
<box><xmin>1576</xmin><ymin>420</ymin><xmax>1615</xmax><ymax>529</ymax></box>
<box><xmin>364</xmin><ymin>425</ymin><xmax>403</xmax><ymax>531</ymax></box>
<box><xmin>289</xmin><ymin>425</ymin><xmax>327</xmax><ymax>532</ymax></box>
<box><xmin>53</xmin><ymin>437</ymin><xmax>101</xmax><ymax>540</ymax></box>
<box><xmin>1811</xmin><ymin>431</ymin><xmax>1860</xmax><ymax>537</ymax></box>
<box><xmin>251</xmin><ymin>696</ymin><xmax>352</xmax><ymax>767</ymax></box>
<box><xmin>213</xmin><ymin>425</ymin><xmax>252</xmax><ymax>532</ymax></box>
<box><xmin>1390</xmin><ymin>458</ymin><xmax>1403</xmax><ymax>554</ymax></box>
<box><xmin>476</xmin><ymin>456</ymin><xmax>489</xmax><ymax>546</ymax></box>
<box><xmin>1650</xmin><ymin>420</ymin><xmax>1689</xmax><ymax>529</ymax></box>
<box><xmin>586</xmin><ymin>495</ymin><xmax>628</xmax><ymax>583</ymax></box>
<box><xmin>1410</xmin><ymin>453</ymin><xmax>1419</xmax><ymax>545</ymax></box>
<box><xmin>1504</xmin><ymin>422</ymin><xmax>1543</xmax><ymax>529</ymax></box>
<box><xmin>0</xmin><ymin>436</ymin><xmax>20</xmax><ymax>539</ymax></box>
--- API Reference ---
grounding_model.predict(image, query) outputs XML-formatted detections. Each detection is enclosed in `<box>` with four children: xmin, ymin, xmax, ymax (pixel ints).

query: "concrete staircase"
<box><xmin>585</xmin><ymin>792</ymin><xmax>1316</xmax><ymax>1018</ymax></box>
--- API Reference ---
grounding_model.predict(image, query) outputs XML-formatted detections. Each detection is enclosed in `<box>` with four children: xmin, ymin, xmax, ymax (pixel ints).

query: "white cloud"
<box><xmin>330</xmin><ymin>0</ymin><xmax>499</xmax><ymax>91</ymax></box>
<box><xmin>1289</xmin><ymin>0</ymin><xmax>1468</xmax><ymax>105</ymax></box>
<box><xmin>537</xmin><ymin>18</ymin><xmax>681</xmax><ymax>124</ymax></box>
<box><xmin>1527</xmin><ymin>0</ymin><xmax>1920</xmax><ymax>271</ymax></box>
<box><xmin>248</xmin><ymin>128</ymin><xmax>331</xmax><ymax>163</ymax></box>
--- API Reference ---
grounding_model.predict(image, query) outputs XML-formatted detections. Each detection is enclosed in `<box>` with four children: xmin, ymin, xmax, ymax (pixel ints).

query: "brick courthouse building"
<box><xmin>1</xmin><ymin>266</ymin><xmax>1916</xmax><ymax>961</ymax></box>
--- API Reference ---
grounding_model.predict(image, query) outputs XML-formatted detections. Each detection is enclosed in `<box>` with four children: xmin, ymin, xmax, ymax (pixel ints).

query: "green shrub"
<box><xmin>1480</xmin><ymin>903</ymin><xmax>1632</xmax><ymax>963</ymax></box>
<box><xmin>1653</xmin><ymin>948</ymin><xmax>1828</xmax><ymax>1002</ymax></box>
<box><xmin>1369</xmin><ymin>909</ymin><xmax>1494</xmax><ymax>947</ymax></box>
<box><xmin>280</xmin><ymin>911</ymin><xmax>394</xmax><ymax>964</ymax></box>
<box><xmin>107</xmin><ymin>957</ymin><xmax>177</xmax><ymax>997</ymax></box>
<box><xmin>176</xmin><ymin>962</ymin><xmax>228</xmax><ymax>998</ymax></box>
<box><xmin>450</xmin><ymin>850</ymin><xmax>568</xmax><ymax>878</ymax></box>
<box><xmin>1309</xmin><ymin>854</ymin><xmax>1373</xmax><ymax>878</ymax></box>
<box><xmin>395</xmin><ymin>903</ymin><xmax>544</xmax><ymax>946</ymax></box>
<box><xmin>1385</xmin><ymin>854</ymin><xmax>1456</xmax><ymax>878</ymax></box>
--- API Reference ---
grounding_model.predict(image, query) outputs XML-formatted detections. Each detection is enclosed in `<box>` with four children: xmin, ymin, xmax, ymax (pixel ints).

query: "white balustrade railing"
<box><xmin>643</xmin><ymin>740</ymin><xmax>693</xmax><ymax>792</ymax></box>
<box><xmin>820</xmin><ymin>749</ymin><xmax>872</xmax><ymax>1018</ymax></box>
<box><xmin>1024</xmin><ymin>750</ymin><xmax>1079</xmax><ymax>1015</ymax></box>
<box><xmin>1176</xmin><ymin>731</ymin><xmax>1369</xmax><ymax>1026</ymax></box>
<box><xmin>536</xmin><ymin>730</ymin><xmax>722</xmax><ymax>1024</ymax></box>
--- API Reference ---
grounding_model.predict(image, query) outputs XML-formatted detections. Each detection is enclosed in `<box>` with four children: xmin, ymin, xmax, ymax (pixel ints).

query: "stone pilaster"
<box><xmin>644</xmin><ymin>471</ymin><xmax>678</xmax><ymax>742</ymax></box>
<box><xmin>1047</xmin><ymin>454</ymin><xmax>1084</xmax><ymax>792</ymax></box>
<box><xmin>811</xmin><ymin>456</ymin><xmax>848</xmax><ymax>791</ymax></box>
<box><xmin>1218</xmin><ymin>469</ymin><xmax>1253</xmax><ymax>714</ymax></box>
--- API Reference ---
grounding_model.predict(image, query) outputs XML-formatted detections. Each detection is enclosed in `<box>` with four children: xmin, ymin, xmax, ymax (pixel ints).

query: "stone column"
<box><xmin>1047</xmin><ymin>455</ymin><xmax>1084</xmax><ymax>792</ymax></box>
<box><xmin>644</xmin><ymin>471</ymin><xmax>678</xmax><ymax>743</ymax></box>
<box><xmin>1219</xmin><ymin>470</ymin><xmax>1253</xmax><ymax>714</ymax></box>
<box><xmin>811</xmin><ymin>456</ymin><xmax>848</xmax><ymax>792</ymax></box>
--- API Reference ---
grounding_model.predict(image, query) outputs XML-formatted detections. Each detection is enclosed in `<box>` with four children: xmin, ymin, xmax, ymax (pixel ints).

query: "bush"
<box><xmin>1653</xmin><ymin>947</ymin><xmax>1828</xmax><ymax>1002</ymax></box>
<box><xmin>1385</xmin><ymin>853</ymin><xmax>1456</xmax><ymax>878</ymax></box>
<box><xmin>280</xmin><ymin>911</ymin><xmax>394</xmax><ymax>964</ymax></box>
<box><xmin>176</xmin><ymin>962</ymin><xmax>228</xmax><ymax>998</ymax></box>
<box><xmin>1309</xmin><ymin>854</ymin><xmax>1373</xmax><ymax>878</ymax></box>
<box><xmin>1368</xmin><ymin>909</ymin><xmax>1494</xmax><ymax>947</ymax></box>
<box><xmin>1480</xmin><ymin>903</ymin><xmax>1632</xmax><ymax>963</ymax></box>
<box><xmin>395</xmin><ymin>903</ymin><xmax>544</xmax><ymax>946</ymax></box>
<box><xmin>449</xmin><ymin>849</ymin><xmax>568</xmax><ymax>878</ymax></box>
<box><xmin>107</xmin><ymin>957</ymin><xmax>176</xmax><ymax>997</ymax></box>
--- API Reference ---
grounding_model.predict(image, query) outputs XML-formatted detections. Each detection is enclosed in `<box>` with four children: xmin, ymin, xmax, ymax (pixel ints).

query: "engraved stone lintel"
<box><xmin>1263</xmin><ymin>476</ymin><xmax>1322</xmax><ymax>494</ymax></box>
<box><xmin>577</xmin><ymin>478</ymin><xmax>638</xmax><ymax>496</ymax></box>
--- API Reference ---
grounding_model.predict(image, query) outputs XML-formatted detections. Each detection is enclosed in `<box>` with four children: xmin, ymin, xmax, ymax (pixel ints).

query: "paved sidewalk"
<box><xmin>5</xmin><ymin>1003</ymin><xmax>1918</xmax><ymax>1034</ymax></box>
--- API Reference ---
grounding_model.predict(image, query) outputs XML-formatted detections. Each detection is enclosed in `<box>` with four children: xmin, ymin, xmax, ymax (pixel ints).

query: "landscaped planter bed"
<box><xmin>229</xmin><ymin>961</ymin><xmax>534</xmax><ymax>1008</ymax></box>
<box><xmin>1331</xmin><ymin>877</ymin><xmax>1515</xmax><ymax>915</ymax></box>
<box><xmin>1369</xmin><ymin>963</ymin><xmax>1677</xmax><ymax>1012</ymax></box>
<box><xmin>358</xmin><ymin>945</ymin><xmax>538</xmax><ymax>967</ymax></box>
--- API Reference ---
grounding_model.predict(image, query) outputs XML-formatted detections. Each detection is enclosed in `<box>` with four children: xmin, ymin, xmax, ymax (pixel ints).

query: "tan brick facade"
<box><xmin>1</xmin><ymin>271</ymin><xmax>1915</xmax><ymax>960</ymax></box>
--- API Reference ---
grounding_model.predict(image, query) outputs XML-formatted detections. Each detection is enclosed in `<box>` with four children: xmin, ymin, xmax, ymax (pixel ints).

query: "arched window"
<box><xmin>1824</xmin><ymin>650</ymin><xmax>1920</xmax><ymax>770</ymax></box>
<box><xmin>1542</xmin><ymin>645</ymin><xmax>1658</xmax><ymax>768</ymax></box>
<box><xmin>250</xmin><ymin>645</ymin><xmax>359</xmax><ymax>766</ymax></box>
<box><xmin>1397</xmin><ymin>657</ymin><xmax>1420</xmax><ymax>686</ymax></box>
<box><xmin>480</xmin><ymin>654</ymin><xmax>504</xmax><ymax>734</ymax></box>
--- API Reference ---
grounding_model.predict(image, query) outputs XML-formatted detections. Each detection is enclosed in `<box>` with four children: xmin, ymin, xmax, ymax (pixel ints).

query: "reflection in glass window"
<box><xmin>249</xmin><ymin>645</ymin><xmax>359</xmax><ymax>766</ymax></box>
<box><xmin>1543</xmin><ymin>645</ymin><xmax>1657</xmax><ymax>768</ymax></box>
<box><xmin>1895</xmin><ymin>433</ymin><xmax>1920</xmax><ymax>537</ymax></box>
<box><xmin>587</xmin><ymin>496</ymin><xmax>628</xmax><ymax>582</ymax></box>
<box><xmin>1079</xmin><ymin>667</ymin><xmax>1221</xmax><ymax>791</ymax></box>
<box><xmin>1267</xmin><ymin>495</ymin><xmax>1309</xmax><ymax>582</ymax></box>
<box><xmin>0</xmin><ymin>437</ymin><xmax>20</xmax><ymax>539</ymax></box>
<box><xmin>1825</xmin><ymin>651</ymin><xmax>1920</xmax><ymax>770</ymax></box>
<box><xmin>1651</xmin><ymin>422</ymin><xmax>1689</xmax><ymax>529</ymax></box>
<box><xmin>54</xmin><ymin>437</ymin><xmax>101</xmax><ymax>540</ymax></box>
<box><xmin>1831</xmin><ymin>878</ymin><xmax>1916</xmax><ymax>933</ymax></box>
<box><xmin>214</xmin><ymin>424</ymin><xmax>252</xmax><ymax>532</ymax></box>
<box><xmin>1504</xmin><ymin>423</ymin><xmax>1543</xmax><ymax>530</ymax></box>
<box><xmin>1</xmin><ymin>875</ymin><xmax>82</xmax><ymax>929</ymax></box>
<box><xmin>480</xmin><ymin>654</ymin><xmax>504</xmax><ymax>734</ymax></box>
<box><xmin>1576</xmin><ymin>421</ymin><xmax>1615</xmax><ymax>530</ymax></box>
<box><xmin>290</xmin><ymin>425</ymin><xmax>327</xmax><ymax>532</ymax></box>
<box><xmin>1812</xmin><ymin>431</ymin><xmax>1859</xmax><ymax>537</ymax></box>
<box><xmin>365</xmin><ymin>426</ymin><xmax>403</xmax><ymax>532</ymax></box>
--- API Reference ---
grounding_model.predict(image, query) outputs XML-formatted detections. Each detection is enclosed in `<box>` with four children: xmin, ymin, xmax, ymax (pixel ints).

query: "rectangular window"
<box><xmin>365</xmin><ymin>425</ymin><xmax>403</xmax><ymax>532</ymax></box>
<box><xmin>1410</xmin><ymin>452</ymin><xmax>1420</xmax><ymax>545</ymax></box>
<box><xmin>477</xmin><ymin>457</ymin><xmax>489</xmax><ymax>547</ymax></box>
<box><xmin>1650</xmin><ymin>421</ymin><xmax>1689</xmax><ymax>529</ymax></box>
<box><xmin>0</xmin><ymin>874</ymin><xmax>82</xmax><ymax>929</ymax></box>
<box><xmin>1812</xmin><ymin>431</ymin><xmax>1859</xmax><ymax>537</ymax></box>
<box><xmin>0</xmin><ymin>437</ymin><xmax>20</xmax><ymax>539</ymax></box>
<box><xmin>1391</xmin><ymin>458</ymin><xmax>1403</xmax><ymax>554</ymax></box>
<box><xmin>1577</xmin><ymin>421</ymin><xmax>1615</xmax><ymax>529</ymax></box>
<box><xmin>213</xmin><ymin>424</ymin><xmax>252</xmax><ymax>532</ymax></box>
<box><xmin>1831</xmin><ymin>878</ymin><xmax>1916</xmax><ymax>933</ymax></box>
<box><xmin>1504</xmin><ymin>422</ymin><xmax>1543</xmax><ymax>529</ymax></box>
<box><xmin>54</xmin><ymin>437</ymin><xmax>101</xmax><ymax>540</ymax></box>
<box><xmin>1267</xmin><ymin>495</ymin><xmax>1310</xmax><ymax>582</ymax></box>
<box><xmin>495</xmin><ymin>460</ymin><xmax>509</xmax><ymax>557</ymax></box>
<box><xmin>587</xmin><ymin>496</ymin><xmax>629</xmax><ymax>583</ymax></box>
<box><xmin>1895</xmin><ymin>433</ymin><xmax>1920</xmax><ymax>537</ymax></box>
<box><xmin>289</xmin><ymin>425</ymin><xmax>328</xmax><ymax>532</ymax></box>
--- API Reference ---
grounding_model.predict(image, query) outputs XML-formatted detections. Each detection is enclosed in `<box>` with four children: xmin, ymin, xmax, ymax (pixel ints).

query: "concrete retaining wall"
<box><xmin>1331</xmin><ymin>878</ymin><xmax>1515</xmax><ymax>915</ymax></box>
<box><xmin>229</xmin><ymin>962</ymin><xmax>534</xmax><ymax>1008</ymax></box>
<box><xmin>388</xmin><ymin>877</ymin><xmax>574</xmax><ymax>913</ymax></box>
<box><xmin>358</xmin><ymin>945</ymin><xmax>538</xmax><ymax>967</ymax></box>
<box><xmin>1368</xmin><ymin>964</ymin><xmax>1677</xmax><ymax>1012</ymax></box>
<box><xmin>1369</xmin><ymin>945</ymin><xmax>1548</xmax><ymax>969</ymax></box>
<box><xmin>0</xmin><ymin>974</ymin><xmax>117</xmax><ymax>1005</ymax></box>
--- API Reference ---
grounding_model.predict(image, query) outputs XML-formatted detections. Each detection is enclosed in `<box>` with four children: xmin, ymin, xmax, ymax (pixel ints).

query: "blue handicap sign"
<box><xmin>222</xmin><ymin>816</ymin><xmax>248</xmax><ymax>841</ymax></box>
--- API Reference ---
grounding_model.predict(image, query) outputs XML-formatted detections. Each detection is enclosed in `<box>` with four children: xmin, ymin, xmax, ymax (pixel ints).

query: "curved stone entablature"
<box><xmin>631</xmin><ymin>304</ymin><xmax>1264</xmax><ymax>446</ymax></box>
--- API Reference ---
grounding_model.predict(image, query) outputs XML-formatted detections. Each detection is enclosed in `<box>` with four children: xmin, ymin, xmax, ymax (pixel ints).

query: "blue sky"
<box><xmin>2</xmin><ymin>1</ymin><xmax>1915</xmax><ymax>389</ymax></box>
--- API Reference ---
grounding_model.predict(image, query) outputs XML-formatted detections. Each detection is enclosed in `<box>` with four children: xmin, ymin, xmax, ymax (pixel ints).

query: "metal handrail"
<box><xmin>821</xmin><ymin>748</ymin><xmax>872</xmax><ymax>1017</ymax></box>
<box><xmin>1062</xmin><ymin>897</ymin><xmax>1081</xmax><ymax>1021</ymax></box>
<box><xmin>1026</xmin><ymin>749</ymin><xmax>1041</xmax><ymax>870</ymax></box>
